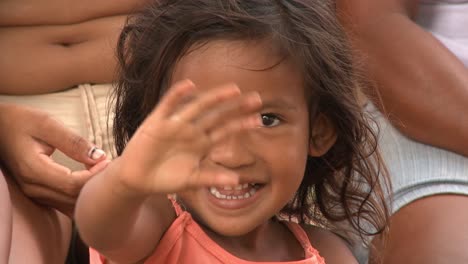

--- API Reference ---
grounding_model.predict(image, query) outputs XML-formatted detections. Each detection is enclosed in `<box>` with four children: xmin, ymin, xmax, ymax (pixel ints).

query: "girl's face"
<box><xmin>172</xmin><ymin>40</ymin><xmax>311</xmax><ymax>236</ymax></box>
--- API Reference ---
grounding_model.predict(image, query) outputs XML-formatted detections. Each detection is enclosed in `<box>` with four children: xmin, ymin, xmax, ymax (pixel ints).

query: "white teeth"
<box><xmin>210</xmin><ymin>187</ymin><xmax>217</xmax><ymax>194</ymax></box>
<box><xmin>209</xmin><ymin>184</ymin><xmax>259</xmax><ymax>200</ymax></box>
<box><xmin>220</xmin><ymin>183</ymin><xmax>252</xmax><ymax>191</ymax></box>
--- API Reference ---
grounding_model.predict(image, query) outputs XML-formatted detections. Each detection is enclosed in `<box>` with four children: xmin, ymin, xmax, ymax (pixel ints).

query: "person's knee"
<box><xmin>6</xmin><ymin>172</ymin><xmax>72</xmax><ymax>263</ymax></box>
<box><xmin>0</xmin><ymin>170</ymin><xmax>13</xmax><ymax>263</ymax></box>
<box><xmin>370</xmin><ymin>195</ymin><xmax>468</xmax><ymax>264</ymax></box>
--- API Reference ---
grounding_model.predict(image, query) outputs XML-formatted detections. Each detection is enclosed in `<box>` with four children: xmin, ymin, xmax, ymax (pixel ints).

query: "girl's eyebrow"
<box><xmin>261</xmin><ymin>99</ymin><xmax>299</xmax><ymax>111</ymax></box>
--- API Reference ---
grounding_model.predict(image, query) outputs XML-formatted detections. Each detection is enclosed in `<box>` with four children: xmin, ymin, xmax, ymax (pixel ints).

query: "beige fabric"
<box><xmin>0</xmin><ymin>84</ymin><xmax>116</xmax><ymax>171</ymax></box>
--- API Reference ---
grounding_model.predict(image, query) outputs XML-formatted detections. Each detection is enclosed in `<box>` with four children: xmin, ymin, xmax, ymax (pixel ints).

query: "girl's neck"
<box><xmin>199</xmin><ymin>218</ymin><xmax>305</xmax><ymax>262</ymax></box>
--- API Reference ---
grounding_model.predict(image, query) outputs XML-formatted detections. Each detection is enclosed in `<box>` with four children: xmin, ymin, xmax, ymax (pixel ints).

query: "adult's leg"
<box><xmin>0</xmin><ymin>170</ymin><xmax>12</xmax><ymax>263</ymax></box>
<box><xmin>367</xmin><ymin>105</ymin><xmax>468</xmax><ymax>264</ymax></box>
<box><xmin>6</xmin><ymin>174</ymin><xmax>72</xmax><ymax>263</ymax></box>
<box><xmin>371</xmin><ymin>195</ymin><xmax>468</xmax><ymax>264</ymax></box>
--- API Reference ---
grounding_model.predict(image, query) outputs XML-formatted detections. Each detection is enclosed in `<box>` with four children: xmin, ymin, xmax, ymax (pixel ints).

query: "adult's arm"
<box><xmin>337</xmin><ymin>0</ymin><xmax>468</xmax><ymax>157</ymax></box>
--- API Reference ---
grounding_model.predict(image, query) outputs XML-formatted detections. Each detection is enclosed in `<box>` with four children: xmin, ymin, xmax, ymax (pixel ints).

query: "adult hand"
<box><xmin>0</xmin><ymin>103</ymin><xmax>109</xmax><ymax>217</ymax></box>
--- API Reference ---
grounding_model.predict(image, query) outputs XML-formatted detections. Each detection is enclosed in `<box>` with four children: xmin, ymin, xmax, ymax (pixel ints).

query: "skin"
<box><xmin>0</xmin><ymin>1</ymin><xmax>142</xmax><ymax>262</ymax></box>
<box><xmin>0</xmin><ymin>171</ymin><xmax>12</xmax><ymax>263</ymax></box>
<box><xmin>0</xmin><ymin>15</ymin><xmax>126</xmax><ymax>94</ymax></box>
<box><xmin>0</xmin><ymin>0</ymin><xmax>137</xmax><ymax>210</ymax></box>
<box><xmin>4</xmin><ymin>173</ymin><xmax>71</xmax><ymax>264</ymax></box>
<box><xmin>0</xmin><ymin>0</ymin><xmax>149</xmax><ymax>26</ymax></box>
<box><xmin>0</xmin><ymin>103</ymin><xmax>109</xmax><ymax>216</ymax></box>
<box><xmin>336</xmin><ymin>0</ymin><xmax>468</xmax><ymax>263</ymax></box>
<box><xmin>1</xmin><ymin>168</ymin><xmax>98</xmax><ymax>264</ymax></box>
<box><xmin>75</xmin><ymin>40</ymin><xmax>355</xmax><ymax>263</ymax></box>
<box><xmin>371</xmin><ymin>195</ymin><xmax>468</xmax><ymax>264</ymax></box>
<box><xmin>0</xmin><ymin>0</ymin><xmax>149</xmax><ymax>94</ymax></box>
<box><xmin>0</xmin><ymin>104</ymin><xmax>109</xmax><ymax>262</ymax></box>
<box><xmin>0</xmin><ymin>0</ymin><xmax>134</xmax><ymax>217</ymax></box>
<box><xmin>337</xmin><ymin>0</ymin><xmax>468</xmax><ymax>157</ymax></box>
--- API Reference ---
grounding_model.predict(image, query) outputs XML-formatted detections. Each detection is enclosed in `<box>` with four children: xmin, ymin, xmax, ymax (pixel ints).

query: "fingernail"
<box><xmin>88</xmin><ymin>146</ymin><xmax>106</xmax><ymax>160</ymax></box>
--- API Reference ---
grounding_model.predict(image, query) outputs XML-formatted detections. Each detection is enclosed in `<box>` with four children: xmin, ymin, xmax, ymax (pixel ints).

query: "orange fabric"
<box><xmin>90</xmin><ymin>200</ymin><xmax>326</xmax><ymax>264</ymax></box>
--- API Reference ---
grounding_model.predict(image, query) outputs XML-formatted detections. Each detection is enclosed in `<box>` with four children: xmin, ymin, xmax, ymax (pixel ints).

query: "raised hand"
<box><xmin>116</xmin><ymin>80</ymin><xmax>262</xmax><ymax>195</ymax></box>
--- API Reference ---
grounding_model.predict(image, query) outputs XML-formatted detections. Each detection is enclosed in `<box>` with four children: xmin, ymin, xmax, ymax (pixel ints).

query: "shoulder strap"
<box><xmin>168</xmin><ymin>195</ymin><xmax>184</xmax><ymax>216</ymax></box>
<box><xmin>284</xmin><ymin>222</ymin><xmax>324</xmax><ymax>262</ymax></box>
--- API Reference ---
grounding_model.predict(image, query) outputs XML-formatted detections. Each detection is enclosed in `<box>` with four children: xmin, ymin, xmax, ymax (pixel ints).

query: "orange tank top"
<box><xmin>90</xmin><ymin>200</ymin><xmax>326</xmax><ymax>264</ymax></box>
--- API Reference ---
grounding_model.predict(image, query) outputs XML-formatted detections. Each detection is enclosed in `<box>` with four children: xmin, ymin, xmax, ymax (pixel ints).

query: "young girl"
<box><xmin>75</xmin><ymin>0</ymin><xmax>390</xmax><ymax>263</ymax></box>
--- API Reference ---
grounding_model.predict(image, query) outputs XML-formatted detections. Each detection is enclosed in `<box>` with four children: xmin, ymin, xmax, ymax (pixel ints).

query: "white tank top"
<box><xmin>416</xmin><ymin>0</ymin><xmax>468</xmax><ymax>66</ymax></box>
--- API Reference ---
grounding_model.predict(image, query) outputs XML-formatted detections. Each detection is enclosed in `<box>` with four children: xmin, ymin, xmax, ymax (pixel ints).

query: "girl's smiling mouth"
<box><xmin>206</xmin><ymin>183</ymin><xmax>264</xmax><ymax>210</ymax></box>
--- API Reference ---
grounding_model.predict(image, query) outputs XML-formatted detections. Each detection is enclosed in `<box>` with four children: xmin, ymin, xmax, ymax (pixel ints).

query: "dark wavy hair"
<box><xmin>112</xmin><ymin>0</ymin><xmax>390</xmax><ymax>242</ymax></box>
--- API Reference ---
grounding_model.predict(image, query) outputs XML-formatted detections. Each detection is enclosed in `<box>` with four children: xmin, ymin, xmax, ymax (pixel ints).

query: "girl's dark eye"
<box><xmin>260</xmin><ymin>114</ymin><xmax>280</xmax><ymax>127</ymax></box>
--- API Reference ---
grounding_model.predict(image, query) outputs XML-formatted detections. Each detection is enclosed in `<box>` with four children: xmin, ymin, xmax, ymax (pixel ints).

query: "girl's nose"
<box><xmin>208</xmin><ymin>135</ymin><xmax>255</xmax><ymax>169</ymax></box>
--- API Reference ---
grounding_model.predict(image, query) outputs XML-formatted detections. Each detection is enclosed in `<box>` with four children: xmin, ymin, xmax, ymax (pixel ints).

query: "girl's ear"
<box><xmin>309</xmin><ymin>114</ymin><xmax>337</xmax><ymax>157</ymax></box>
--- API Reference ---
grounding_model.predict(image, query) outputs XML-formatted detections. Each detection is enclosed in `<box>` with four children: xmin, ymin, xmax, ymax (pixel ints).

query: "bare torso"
<box><xmin>0</xmin><ymin>0</ymin><xmax>148</xmax><ymax>94</ymax></box>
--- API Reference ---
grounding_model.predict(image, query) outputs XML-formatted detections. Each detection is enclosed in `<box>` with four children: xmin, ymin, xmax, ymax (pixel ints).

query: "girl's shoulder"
<box><xmin>300</xmin><ymin>224</ymin><xmax>358</xmax><ymax>264</ymax></box>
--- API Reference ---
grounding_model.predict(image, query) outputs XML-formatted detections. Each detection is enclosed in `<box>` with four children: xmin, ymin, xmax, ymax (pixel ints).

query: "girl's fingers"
<box><xmin>209</xmin><ymin>114</ymin><xmax>261</xmax><ymax>143</ymax></box>
<box><xmin>155</xmin><ymin>79</ymin><xmax>197</xmax><ymax>118</ymax></box>
<box><xmin>173</xmin><ymin>83</ymin><xmax>242</xmax><ymax>123</ymax></box>
<box><xmin>197</xmin><ymin>91</ymin><xmax>262</xmax><ymax>133</ymax></box>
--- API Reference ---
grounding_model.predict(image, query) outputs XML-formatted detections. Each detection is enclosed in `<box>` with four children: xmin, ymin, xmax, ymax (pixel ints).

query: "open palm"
<box><xmin>117</xmin><ymin>80</ymin><xmax>262</xmax><ymax>195</ymax></box>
